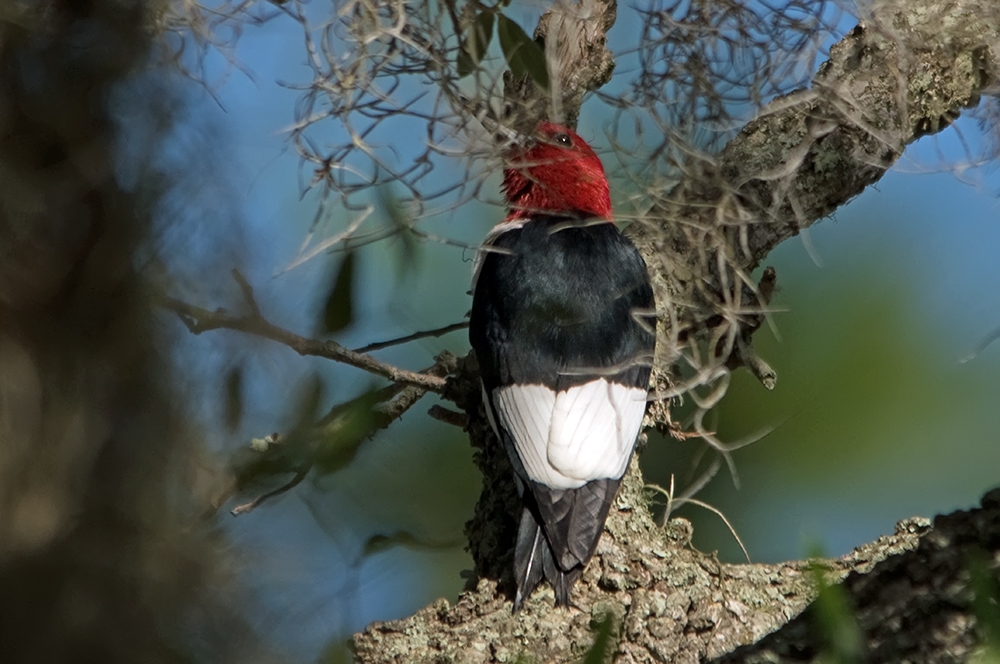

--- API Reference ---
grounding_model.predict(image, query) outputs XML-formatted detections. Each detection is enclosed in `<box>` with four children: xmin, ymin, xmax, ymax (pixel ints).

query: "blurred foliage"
<box><xmin>583</xmin><ymin>611</ymin><xmax>620</xmax><ymax>664</ymax></box>
<box><xmin>807</xmin><ymin>554</ymin><xmax>863</xmax><ymax>664</ymax></box>
<box><xmin>224</xmin><ymin>365</ymin><xmax>245</xmax><ymax>431</ymax></box>
<box><xmin>969</xmin><ymin>549</ymin><xmax>1000</xmax><ymax>662</ymax></box>
<box><xmin>457</xmin><ymin>11</ymin><xmax>496</xmax><ymax>78</ymax></box>
<box><xmin>312</xmin><ymin>388</ymin><xmax>380</xmax><ymax>473</ymax></box>
<box><xmin>377</xmin><ymin>187</ymin><xmax>422</xmax><ymax>283</ymax></box>
<box><xmin>0</xmin><ymin>0</ymin><xmax>270</xmax><ymax>662</ymax></box>
<box><xmin>225</xmin><ymin>379</ymin><xmax>403</xmax><ymax>515</ymax></box>
<box><xmin>319</xmin><ymin>252</ymin><xmax>357</xmax><ymax>335</ymax></box>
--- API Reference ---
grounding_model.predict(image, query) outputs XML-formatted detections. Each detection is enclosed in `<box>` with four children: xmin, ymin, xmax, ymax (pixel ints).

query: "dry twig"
<box><xmin>157</xmin><ymin>270</ymin><xmax>447</xmax><ymax>392</ymax></box>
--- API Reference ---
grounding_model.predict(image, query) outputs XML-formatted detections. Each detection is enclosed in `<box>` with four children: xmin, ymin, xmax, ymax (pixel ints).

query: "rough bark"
<box><xmin>503</xmin><ymin>0</ymin><xmax>618</xmax><ymax>130</ymax></box>
<box><xmin>715</xmin><ymin>488</ymin><xmax>1000</xmax><ymax>664</ymax></box>
<box><xmin>353</xmin><ymin>0</ymin><xmax>1000</xmax><ymax>661</ymax></box>
<box><xmin>353</xmin><ymin>454</ymin><xmax>958</xmax><ymax>663</ymax></box>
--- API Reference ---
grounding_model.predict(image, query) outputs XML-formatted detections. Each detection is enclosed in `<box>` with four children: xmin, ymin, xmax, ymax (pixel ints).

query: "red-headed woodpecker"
<box><xmin>469</xmin><ymin>122</ymin><xmax>655</xmax><ymax>610</ymax></box>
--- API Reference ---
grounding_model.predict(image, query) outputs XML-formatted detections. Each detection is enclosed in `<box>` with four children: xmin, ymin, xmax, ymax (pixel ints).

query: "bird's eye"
<box><xmin>553</xmin><ymin>133</ymin><xmax>572</xmax><ymax>146</ymax></box>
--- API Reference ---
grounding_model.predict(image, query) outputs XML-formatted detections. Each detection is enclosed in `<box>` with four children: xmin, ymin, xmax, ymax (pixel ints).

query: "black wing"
<box><xmin>469</xmin><ymin>216</ymin><xmax>655</xmax><ymax>609</ymax></box>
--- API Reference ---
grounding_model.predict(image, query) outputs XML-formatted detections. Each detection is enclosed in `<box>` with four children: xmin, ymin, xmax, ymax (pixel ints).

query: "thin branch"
<box><xmin>157</xmin><ymin>289</ymin><xmax>447</xmax><ymax>392</ymax></box>
<box><xmin>646</xmin><ymin>478</ymin><xmax>752</xmax><ymax>563</ymax></box>
<box><xmin>959</xmin><ymin>322</ymin><xmax>1000</xmax><ymax>363</ymax></box>
<box><xmin>352</xmin><ymin>321</ymin><xmax>469</xmax><ymax>354</ymax></box>
<box><xmin>428</xmin><ymin>404</ymin><xmax>469</xmax><ymax>428</ymax></box>
<box><xmin>211</xmin><ymin>354</ymin><xmax>457</xmax><ymax>517</ymax></box>
<box><xmin>230</xmin><ymin>463</ymin><xmax>310</xmax><ymax>516</ymax></box>
<box><xmin>373</xmin><ymin>383</ymin><xmax>434</xmax><ymax>428</ymax></box>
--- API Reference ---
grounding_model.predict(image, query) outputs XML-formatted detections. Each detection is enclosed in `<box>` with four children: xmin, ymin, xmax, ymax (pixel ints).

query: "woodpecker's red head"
<box><xmin>502</xmin><ymin>122</ymin><xmax>611</xmax><ymax>220</ymax></box>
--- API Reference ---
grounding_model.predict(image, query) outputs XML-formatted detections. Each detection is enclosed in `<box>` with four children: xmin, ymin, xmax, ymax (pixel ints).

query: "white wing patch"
<box><xmin>492</xmin><ymin>384</ymin><xmax>556</xmax><ymax>484</ymax></box>
<box><xmin>490</xmin><ymin>379</ymin><xmax>648</xmax><ymax>489</ymax></box>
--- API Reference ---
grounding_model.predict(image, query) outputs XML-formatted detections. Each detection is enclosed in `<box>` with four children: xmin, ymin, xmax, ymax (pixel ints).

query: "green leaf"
<box><xmin>583</xmin><ymin>612</ymin><xmax>617</xmax><ymax>664</ymax></box>
<box><xmin>319</xmin><ymin>251</ymin><xmax>356</xmax><ymax>334</ymax></box>
<box><xmin>223</xmin><ymin>365</ymin><xmax>244</xmax><ymax>432</ymax></box>
<box><xmin>969</xmin><ymin>549</ymin><xmax>1000</xmax><ymax>654</ymax></box>
<box><xmin>362</xmin><ymin>531</ymin><xmax>463</xmax><ymax>558</ymax></box>
<box><xmin>496</xmin><ymin>14</ymin><xmax>548</xmax><ymax>89</ymax></box>
<box><xmin>807</xmin><ymin>553</ymin><xmax>863</xmax><ymax>664</ymax></box>
<box><xmin>377</xmin><ymin>187</ymin><xmax>420</xmax><ymax>282</ymax></box>
<box><xmin>457</xmin><ymin>11</ymin><xmax>495</xmax><ymax>78</ymax></box>
<box><xmin>312</xmin><ymin>389</ymin><xmax>379</xmax><ymax>474</ymax></box>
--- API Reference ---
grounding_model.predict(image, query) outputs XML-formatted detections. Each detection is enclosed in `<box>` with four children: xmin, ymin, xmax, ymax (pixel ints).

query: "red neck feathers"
<box><xmin>502</xmin><ymin>122</ymin><xmax>612</xmax><ymax>220</ymax></box>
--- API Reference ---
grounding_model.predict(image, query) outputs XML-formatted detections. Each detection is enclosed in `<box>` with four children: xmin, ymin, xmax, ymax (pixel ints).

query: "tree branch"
<box><xmin>209</xmin><ymin>354</ymin><xmax>458</xmax><ymax>517</ymax></box>
<box><xmin>353</xmin><ymin>456</ymin><xmax>947</xmax><ymax>663</ymax></box>
<box><xmin>352</xmin><ymin>321</ymin><xmax>469</xmax><ymax>354</ymax></box>
<box><xmin>503</xmin><ymin>0</ymin><xmax>617</xmax><ymax>130</ymax></box>
<box><xmin>715</xmin><ymin>489</ymin><xmax>1000</xmax><ymax>664</ymax></box>
<box><xmin>158</xmin><ymin>290</ymin><xmax>448</xmax><ymax>392</ymax></box>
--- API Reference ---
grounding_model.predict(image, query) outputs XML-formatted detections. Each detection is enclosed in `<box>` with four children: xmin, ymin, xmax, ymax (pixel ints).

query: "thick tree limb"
<box><xmin>715</xmin><ymin>488</ymin><xmax>1000</xmax><ymax>664</ymax></box>
<box><xmin>353</xmin><ymin>455</ymin><xmax>952</xmax><ymax>663</ymax></box>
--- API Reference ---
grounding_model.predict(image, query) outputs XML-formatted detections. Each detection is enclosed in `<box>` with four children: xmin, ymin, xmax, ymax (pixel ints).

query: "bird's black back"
<box><xmin>470</xmin><ymin>215</ymin><xmax>656</xmax><ymax>610</ymax></box>
<box><xmin>471</xmin><ymin>216</ymin><xmax>654</xmax><ymax>394</ymax></box>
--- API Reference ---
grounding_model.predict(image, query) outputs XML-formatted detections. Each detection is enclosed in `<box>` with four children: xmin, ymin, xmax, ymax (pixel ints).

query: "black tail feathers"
<box><xmin>513</xmin><ymin>509</ymin><xmax>547</xmax><ymax>611</ymax></box>
<box><xmin>513</xmin><ymin>506</ymin><xmax>582</xmax><ymax>611</ymax></box>
<box><xmin>511</xmin><ymin>477</ymin><xmax>620</xmax><ymax>612</ymax></box>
